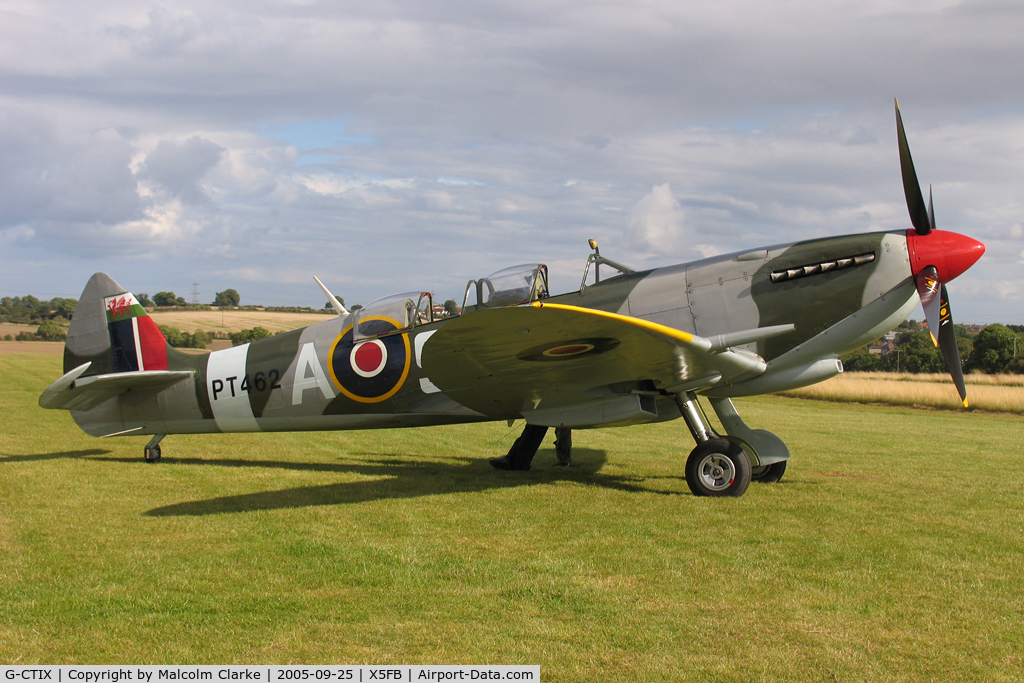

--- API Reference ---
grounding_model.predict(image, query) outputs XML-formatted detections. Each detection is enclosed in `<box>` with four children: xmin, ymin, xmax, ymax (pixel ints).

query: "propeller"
<box><xmin>896</xmin><ymin>99</ymin><xmax>979</xmax><ymax>408</ymax></box>
<box><xmin>936</xmin><ymin>284</ymin><xmax>967</xmax><ymax>405</ymax></box>
<box><xmin>897</xmin><ymin>100</ymin><xmax>933</xmax><ymax>236</ymax></box>
<box><xmin>913</xmin><ymin>265</ymin><xmax>941</xmax><ymax>345</ymax></box>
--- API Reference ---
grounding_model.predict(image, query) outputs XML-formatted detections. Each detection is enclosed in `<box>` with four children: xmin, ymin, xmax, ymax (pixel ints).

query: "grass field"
<box><xmin>2</xmin><ymin>353</ymin><xmax>1024</xmax><ymax>680</ymax></box>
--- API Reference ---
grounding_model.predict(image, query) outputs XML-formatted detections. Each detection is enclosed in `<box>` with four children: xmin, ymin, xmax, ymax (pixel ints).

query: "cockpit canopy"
<box><xmin>462</xmin><ymin>263</ymin><xmax>548</xmax><ymax>311</ymax></box>
<box><xmin>350</xmin><ymin>264</ymin><xmax>548</xmax><ymax>339</ymax></box>
<box><xmin>353</xmin><ymin>291</ymin><xmax>433</xmax><ymax>341</ymax></box>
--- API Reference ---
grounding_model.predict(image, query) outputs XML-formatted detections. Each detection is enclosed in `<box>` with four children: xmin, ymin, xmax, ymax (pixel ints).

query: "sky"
<box><xmin>1</xmin><ymin>0</ymin><xmax>1022</xmax><ymax>323</ymax></box>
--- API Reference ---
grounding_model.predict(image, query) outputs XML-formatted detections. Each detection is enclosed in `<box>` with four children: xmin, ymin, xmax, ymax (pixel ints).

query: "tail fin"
<box><xmin>65</xmin><ymin>273</ymin><xmax>172</xmax><ymax>376</ymax></box>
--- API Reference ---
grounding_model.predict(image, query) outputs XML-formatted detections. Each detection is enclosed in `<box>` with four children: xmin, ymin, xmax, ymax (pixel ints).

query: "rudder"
<box><xmin>65</xmin><ymin>273</ymin><xmax>171</xmax><ymax>375</ymax></box>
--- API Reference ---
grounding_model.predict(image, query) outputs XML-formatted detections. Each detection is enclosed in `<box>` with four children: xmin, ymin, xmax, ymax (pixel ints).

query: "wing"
<box><xmin>421</xmin><ymin>302</ymin><xmax>784</xmax><ymax>427</ymax></box>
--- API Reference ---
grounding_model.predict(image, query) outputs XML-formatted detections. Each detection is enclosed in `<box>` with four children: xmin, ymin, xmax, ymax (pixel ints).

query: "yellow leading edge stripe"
<box><xmin>531</xmin><ymin>301</ymin><xmax>697</xmax><ymax>345</ymax></box>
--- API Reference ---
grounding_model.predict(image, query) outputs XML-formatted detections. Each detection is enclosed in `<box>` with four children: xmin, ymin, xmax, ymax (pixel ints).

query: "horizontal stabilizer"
<box><xmin>39</xmin><ymin>362</ymin><xmax>194</xmax><ymax>411</ymax></box>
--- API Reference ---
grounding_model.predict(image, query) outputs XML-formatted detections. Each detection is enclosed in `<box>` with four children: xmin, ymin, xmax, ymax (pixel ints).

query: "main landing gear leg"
<box><xmin>674</xmin><ymin>392</ymin><xmax>750</xmax><ymax>497</ymax></box>
<box><xmin>706</xmin><ymin>397</ymin><xmax>790</xmax><ymax>484</ymax></box>
<box><xmin>144</xmin><ymin>434</ymin><xmax>165</xmax><ymax>463</ymax></box>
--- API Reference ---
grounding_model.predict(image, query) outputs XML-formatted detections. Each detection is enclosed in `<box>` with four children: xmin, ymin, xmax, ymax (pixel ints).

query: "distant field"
<box><xmin>149</xmin><ymin>309</ymin><xmax>330</xmax><ymax>333</ymax></box>
<box><xmin>837</xmin><ymin>371</ymin><xmax>1024</xmax><ymax>386</ymax></box>
<box><xmin>3</xmin><ymin>311</ymin><xmax>329</xmax><ymax>338</ymax></box>
<box><xmin>783</xmin><ymin>371</ymin><xmax>1024</xmax><ymax>413</ymax></box>
<box><xmin>0</xmin><ymin>311</ymin><xmax>328</xmax><ymax>353</ymax></box>
<box><xmin>3</xmin><ymin>352</ymin><xmax>1023</xmax><ymax>679</ymax></box>
<box><xmin>0</xmin><ymin>323</ymin><xmax>37</xmax><ymax>338</ymax></box>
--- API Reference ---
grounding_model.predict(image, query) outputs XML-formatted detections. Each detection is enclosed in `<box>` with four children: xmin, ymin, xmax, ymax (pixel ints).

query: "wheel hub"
<box><xmin>697</xmin><ymin>453</ymin><xmax>735</xmax><ymax>491</ymax></box>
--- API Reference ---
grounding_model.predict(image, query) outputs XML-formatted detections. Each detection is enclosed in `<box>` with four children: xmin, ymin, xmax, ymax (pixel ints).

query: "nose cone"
<box><xmin>906</xmin><ymin>229</ymin><xmax>985</xmax><ymax>283</ymax></box>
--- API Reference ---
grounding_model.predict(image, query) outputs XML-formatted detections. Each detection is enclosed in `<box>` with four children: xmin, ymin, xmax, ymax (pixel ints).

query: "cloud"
<box><xmin>0</xmin><ymin>225</ymin><xmax>35</xmax><ymax>248</ymax></box>
<box><xmin>136</xmin><ymin>136</ymin><xmax>225</xmax><ymax>205</ymax></box>
<box><xmin>0</xmin><ymin>114</ymin><xmax>143</xmax><ymax>231</ymax></box>
<box><xmin>629</xmin><ymin>183</ymin><xmax>686</xmax><ymax>250</ymax></box>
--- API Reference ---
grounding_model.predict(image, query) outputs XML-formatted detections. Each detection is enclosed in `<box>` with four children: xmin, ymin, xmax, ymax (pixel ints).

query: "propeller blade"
<box><xmin>927</xmin><ymin>184</ymin><xmax>936</xmax><ymax>232</ymax></box>
<box><xmin>936</xmin><ymin>284</ymin><xmax>968</xmax><ymax>407</ymax></box>
<box><xmin>914</xmin><ymin>265</ymin><xmax>941</xmax><ymax>347</ymax></box>
<box><xmin>896</xmin><ymin>99</ymin><xmax>932</xmax><ymax>235</ymax></box>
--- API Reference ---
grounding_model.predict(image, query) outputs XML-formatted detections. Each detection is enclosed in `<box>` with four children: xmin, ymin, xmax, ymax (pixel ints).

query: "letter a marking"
<box><xmin>292</xmin><ymin>342</ymin><xmax>337</xmax><ymax>405</ymax></box>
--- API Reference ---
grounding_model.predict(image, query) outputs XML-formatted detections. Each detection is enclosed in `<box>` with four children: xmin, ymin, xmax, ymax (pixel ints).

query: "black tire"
<box><xmin>685</xmin><ymin>438</ymin><xmax>751</xmax><ymax>497</ymax></box>
<box><xmin>144</xmin><ymin>445</ymin><xmax>161</xmax><ymax>463</ymax></box>
<box><xmin>751</xmin><ymin>460</ymin><xmax>787</xmax><ymax>483</ymax></box>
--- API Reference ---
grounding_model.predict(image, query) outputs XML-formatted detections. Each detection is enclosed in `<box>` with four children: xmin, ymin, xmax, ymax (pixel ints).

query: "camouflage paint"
<box><xmin>51</xmin><ymin>228</ymin><xmax>919</xmax><ymax>439</ymax></box>
<box><xmin>750</xmin><ymin>231</ymin><xmax>906</xmax><ymax>361</ymax></box>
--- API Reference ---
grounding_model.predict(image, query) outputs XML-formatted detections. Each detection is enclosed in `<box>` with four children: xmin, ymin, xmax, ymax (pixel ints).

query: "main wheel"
<box><xmin>144</xmin><ymin>444</ymin><xmax>162</xmax><ymax>463</ymax></box>
<box><xmin>751</xmin><ymin>460</ymin><xmax>787</xmax><ymax>483</ymax></box>
<box><xmin>685</xmin><ymin>438</ymin><xmax>751</xmax><ymax>497</ymax></box>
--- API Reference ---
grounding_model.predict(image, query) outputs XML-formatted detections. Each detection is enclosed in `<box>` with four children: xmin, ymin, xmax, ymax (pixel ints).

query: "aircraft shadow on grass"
<box><xmin>0</xmin><ymin>448</ymin><xmax>111</xmax><ymax>462</ymax></box>
<box><xmin>77</xmin><ymin>447</ymin><xmax>692</xmax><ymax>516</ymax></box>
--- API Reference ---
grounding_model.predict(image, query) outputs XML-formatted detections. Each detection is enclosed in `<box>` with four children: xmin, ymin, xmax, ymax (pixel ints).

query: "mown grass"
<box><xmin>782</xmin><ymin>373</ymin><xmax>1024</xmax><ymax>413</ymax></box>
<box><xmin>2</xmin><ymin>353</ymin><xmax>1024</xmax><ymax>680</ymax></box>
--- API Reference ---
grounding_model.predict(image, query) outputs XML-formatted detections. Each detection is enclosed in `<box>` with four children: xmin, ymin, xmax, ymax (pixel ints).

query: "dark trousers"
<box><xmin>505</xmin><ymin>424</ymin><xmax>549</xmax><ymax>468</ymax></box>
<box><xmin>554</xmin><ymin>427</ymin><xmax>572</xmax><ymax>465</ymax></box>
<box><xmin>505</xmin><ymin>425</ymin><xmax>573</xmax><ymax>468</ymax></box>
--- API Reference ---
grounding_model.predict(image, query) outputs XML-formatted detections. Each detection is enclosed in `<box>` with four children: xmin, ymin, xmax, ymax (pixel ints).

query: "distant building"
<box><xmin>868</xmin><ymin>333</ymin><xmax>898</xmax><ymax>355</ymax></box>
<box><xmin>431</xmin><ymin>303</ymin><xmax>461</xmax><ymax>319</ymax></box>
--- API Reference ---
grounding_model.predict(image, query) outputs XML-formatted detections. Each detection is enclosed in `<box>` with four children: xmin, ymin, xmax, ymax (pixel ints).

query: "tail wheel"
<box><xmin>144</xmin><ymin>445</ymin><xmax>161</xmax><ymax>463</ymax></box>
<box><xmin>751</xmin><ymin>460</ymin><xmax>787</xmax><ymax>483</ymax></box>
<box><xmin>685</xmin><ymin>438</ymin><xmax>751</xmax><ymax>497</ymax></box>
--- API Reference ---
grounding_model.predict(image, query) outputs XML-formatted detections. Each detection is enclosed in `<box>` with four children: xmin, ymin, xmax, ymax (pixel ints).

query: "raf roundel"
<box><xmin>351</xmin><ymin>340</ymin><xmax>387</xmax><ymax>378</ymax></box>
<box><xmin>329</xmin><ymin>318</ymin><xmax>411</xmax><ymax>403</ymax></box>
<box><xmin>542</xmin><ymin>343</ymin><xmax>595</xmax><ymax>357</ymax></box>
<box><xmin>516</xmin><ymin>337</ymin><xmax>621</xmax><ymax>362</ymax></box>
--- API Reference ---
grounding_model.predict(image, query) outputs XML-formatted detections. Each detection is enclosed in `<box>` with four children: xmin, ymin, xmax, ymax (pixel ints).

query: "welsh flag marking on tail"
<box><xmin>105</xmin><ymin>293</ymin><xmax>147</xmax><ymax>323</ymax></box>
<box><xmin>103</xmin><ymin>293</ymin><xmax>168</xmax><ymax>372</ymax></box>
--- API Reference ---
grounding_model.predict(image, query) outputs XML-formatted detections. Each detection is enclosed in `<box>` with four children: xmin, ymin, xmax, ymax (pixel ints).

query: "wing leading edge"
<box><xmin>421</xmin><ymin>301</ymin><xmax>790</xmax><ymax>427</ymax></box>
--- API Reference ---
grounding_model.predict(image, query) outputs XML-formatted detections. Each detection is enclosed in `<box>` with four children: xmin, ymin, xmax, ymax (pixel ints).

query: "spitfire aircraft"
<box><xmin>40</xmin><ymin>102</ymin><xmax>985</xmax><ymax>497</ymax></box>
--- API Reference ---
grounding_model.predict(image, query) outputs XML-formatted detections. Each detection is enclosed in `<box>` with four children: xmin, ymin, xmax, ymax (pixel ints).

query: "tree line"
<box><xmin>1</xmin><ymin>296</ymin><xmax>78</xmax><ymax>341</ymax></box>
<box><xmin>137</xmin><ymin>288</ymin><xmax>239</xmax><ymax>308</ymax></box>
<box><xmin>1</xmin><ymin>295</ymin><xmax>77</xmax><ymax>325</ymax></box>
<box><xmin>843</xmin><ymin>322</ymin><xmax>1024</xmax><ymax>374</ymax></box>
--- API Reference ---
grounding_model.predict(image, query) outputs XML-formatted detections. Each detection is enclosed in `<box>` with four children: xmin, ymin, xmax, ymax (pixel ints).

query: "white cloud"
<box><xmin>629</xmin><ymin>183</ymin><xmax>686</xmax><ymax>250</ymax></box>
<box><xmin>0</xmin><ymin>225</ymin><xmax>34</xmax><ymax>247</ymax></box>
<box><xmin>109</xmin><ymin>199</ymin><xmax>206</xmax><ymax>247</ymax></box>
<box><xmin>296</xmin><ymin>175</ymin><xmax>413</xmax><ymax>205</ymax></box>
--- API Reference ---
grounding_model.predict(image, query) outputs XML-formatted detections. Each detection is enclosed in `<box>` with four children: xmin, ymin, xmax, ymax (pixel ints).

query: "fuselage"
<box><xmin>67</xmin><ymin>228</ymin><xmax>972</xmax><ymax>438</ymax></box>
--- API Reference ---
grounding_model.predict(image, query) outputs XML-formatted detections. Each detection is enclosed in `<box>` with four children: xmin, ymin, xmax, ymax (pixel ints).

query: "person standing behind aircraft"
<box><xmin>490</xmin><ymin>425</ymin><xmax>573</xmax><ymax>470</ymax></box>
